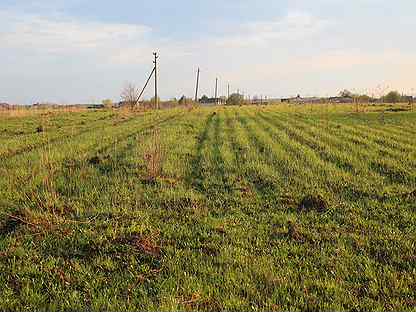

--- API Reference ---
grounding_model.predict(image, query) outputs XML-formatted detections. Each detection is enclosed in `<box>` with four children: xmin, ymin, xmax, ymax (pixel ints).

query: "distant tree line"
<box><xmin>339</xmin><ymin>89</ymin><xmax>412</xmax><ymax>104</ymax></box>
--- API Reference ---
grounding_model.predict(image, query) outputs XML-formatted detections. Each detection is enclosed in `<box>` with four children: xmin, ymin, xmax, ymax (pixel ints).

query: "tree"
<box><xmin>102</xmin><ymin>99</ymin><xmax>113</xmax><ymax>109</ymax></box>
<box><xmin>384</xmin><ymin>91</ymin><xmax>401</xmax><ymax>103</ymax></box>
<box><xmin>226</xmin><ymin>93</ymin><xmax>244</xmax><ymax>106</ymax></box>
<box><xmin>121</xmin><ymin>83</ymin><xmax>139</xmax><ymax>109</ymax></box>
<box><xmin>200</xmin><ymin>95</ymin><xmax>209</xmax><ymax>103</ymax></box>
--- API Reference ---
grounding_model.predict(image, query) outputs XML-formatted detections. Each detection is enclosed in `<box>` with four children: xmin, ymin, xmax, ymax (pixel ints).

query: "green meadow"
<box><xmin>0</xmin><ymin>104</ymin><xmax>415</xmax><ymax>311</ymax></box>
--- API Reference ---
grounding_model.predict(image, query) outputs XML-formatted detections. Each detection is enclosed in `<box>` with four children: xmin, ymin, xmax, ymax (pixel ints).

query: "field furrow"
<box><xmin>259</xmin><ymin>112</ymin><xmax>416</xmax><ymax>187</ymax></box>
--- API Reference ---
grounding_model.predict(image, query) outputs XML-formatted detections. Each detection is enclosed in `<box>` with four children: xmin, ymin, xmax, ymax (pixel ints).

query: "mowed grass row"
<box><xmin>0</xmin><ymin>110</ymin><xmax>144</xmax><ymax>158</ymax></box>
<box><xmin>0</xmin><ymin>105</ymin><xmax>415</xmax><ymax>311</ymax></box>
<box><xmin>290</xmin><ymin>113</ymin><xmax>416</xmax><ymax>171</ymax></box>
<box><xmin>0</xmin><ymin>110</ymin><xmax>103</xmax><ymax>139</ymax></box>
<box><xmin>258</xmin><ymin>111</ymin><xmax>416</xmax><ymax>189</ymax></box>
<box><xmin>0</xmin><ymin>110</ymin><xmax>184</xmax><ymax>210</ymax></box>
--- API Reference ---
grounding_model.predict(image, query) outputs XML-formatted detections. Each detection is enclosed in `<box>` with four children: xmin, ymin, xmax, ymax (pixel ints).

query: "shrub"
<box><xmin>226</xmin><ymin>93</ymin><xmax>244</xmax><ymax>106</ymax></box>
<box><xmin>384</xmin><ymin>91</ymin><xmax>401</xmax><ymax>103</ymax></box>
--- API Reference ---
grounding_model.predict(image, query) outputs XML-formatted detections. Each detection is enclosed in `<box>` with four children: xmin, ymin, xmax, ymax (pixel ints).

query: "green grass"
<box><xmin>0</xmin><ymin>104</ymin><xmax>415</xmax><ymax>311</ymax></box>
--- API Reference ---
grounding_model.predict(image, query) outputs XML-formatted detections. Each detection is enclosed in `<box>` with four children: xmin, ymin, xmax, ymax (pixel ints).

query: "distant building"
<box><xmin>402</xmin><ymin>96</ymin><xmax>414</xmax><ymax>103</ymax></box>
<box><xmin>31</xmin><ymin>102</ymin><xmax>60</xmax><ymax>109</ymax></box>
<box><xmin>281</xmin><ymin>95</ymin><xmax>322</xmax><ymax>104</ymax></box>
<box><xmin>252</xmin><ymin>98</ymin><xmax>270</xmax><ymax>105</ymax></box>
<box><xmin>87</xmin><ymin>104</ymin><xmax>105</xmax><ymax>109</ymax></box>
<box><xmin>114</xmin><ymin>101</ymin><xmax>140</xmax><ymax>108</ymax></box>
<box><xmin>199</xmin><ymin>97</ymin><xmax>226</xmax><ymax>105</ymax></box>
<box><xmin>328</xmin><ymin>97</ymin><xmax>354</xmax><ymax>103</ymax></box>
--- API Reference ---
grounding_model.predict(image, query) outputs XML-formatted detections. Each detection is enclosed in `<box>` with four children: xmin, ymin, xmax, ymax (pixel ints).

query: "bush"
<box><xmin>226</xmin><ymin>93</ymin><xmax>244</xmax><ymax>106</ymax></box>
<box><xmin>384</xmin><ymin>91</ymin><xmax>401</xmax><ymax>103</ymax></box>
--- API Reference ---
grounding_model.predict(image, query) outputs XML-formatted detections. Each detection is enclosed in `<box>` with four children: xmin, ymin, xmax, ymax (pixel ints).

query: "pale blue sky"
<box><xmin>1</xmin><ymin>0</ymin><xmax>416</xmax><ymax>104</ymax></box>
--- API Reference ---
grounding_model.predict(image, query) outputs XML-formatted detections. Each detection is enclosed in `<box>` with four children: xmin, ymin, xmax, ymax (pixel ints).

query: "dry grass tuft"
<box><xmin>143</xmin><ymin>128</ymin><xmax>165</xmax><ymax>182</ymax></box>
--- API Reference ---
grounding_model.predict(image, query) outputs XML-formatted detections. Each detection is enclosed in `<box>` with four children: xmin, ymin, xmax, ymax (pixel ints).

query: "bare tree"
<box><xmin>121</xmin><ymin>83</ymin><xmax>139</xmax><ymax>109</ymax></box>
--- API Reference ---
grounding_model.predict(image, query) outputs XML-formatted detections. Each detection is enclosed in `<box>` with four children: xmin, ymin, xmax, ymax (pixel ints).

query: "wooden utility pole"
<box><xmin>215</xmin><ymin>78</ymin><xmax>218</xmax><ymax>105</ymax></box>
<box><xmin>227</xmin><ymin>84</ymin><xmax>230</xmax><ymax>99</ymax></box>
<box><xmin>153</xmin><ymin>52</ymin><xmax>159</xmax><ymax>109</ymax></box>
<box><xmin>194</xmin><ymin>68</ymin><xmax>200</xmax><ymax>102</ymax></box>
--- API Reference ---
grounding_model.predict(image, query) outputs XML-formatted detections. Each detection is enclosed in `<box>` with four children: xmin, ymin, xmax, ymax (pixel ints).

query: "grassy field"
<box><xmin>0</xmin><ymin>104</ymin><xmax>415</xmax><ymax>311</ymax></box>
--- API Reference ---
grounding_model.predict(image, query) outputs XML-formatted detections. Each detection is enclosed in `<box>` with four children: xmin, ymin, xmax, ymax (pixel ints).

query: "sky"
<box><xmin>1</xmin><ymin>0</ymin><xmax>416</xmax><ymax>104</ymax></box>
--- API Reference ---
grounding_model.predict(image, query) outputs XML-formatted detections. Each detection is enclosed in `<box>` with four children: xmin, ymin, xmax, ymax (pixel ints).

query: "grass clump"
<box><xmin>143</xmin><ymin>128</ymin><xmax>165</xmax><ymax>182</ymax></box>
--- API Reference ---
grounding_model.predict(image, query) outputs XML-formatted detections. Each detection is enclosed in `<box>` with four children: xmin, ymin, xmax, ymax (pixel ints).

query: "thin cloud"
<box><xmin>208</xmin><ymin>11</ymin><xmax>330</xmax><ymax>49</ymax></box>
<box><xmin>0</xmin><ymin>10</ymin><xmax>151</xmax><ymax>57</ymax></box>
<box><xmin>245</xmin><ymin>11</ymin><xmax>330</xmax><ymax>42</ymax></box>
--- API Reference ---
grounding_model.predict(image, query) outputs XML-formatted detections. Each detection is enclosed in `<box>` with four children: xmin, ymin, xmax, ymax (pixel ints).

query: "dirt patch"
<box><xmin>36</xmin><ymin>125</ymin><xmax>44</xmax><ymax>133</ymax></box>
<box><xmin>87</xmin><ymin>155</ymin><xmax>109</xmax><ymax>165</ymax></box>
<box><xmin>287</xmin><ymin>221</ymin><xmax>303</xmax><ymax>241</ymax></box>
<box><xmin>0</xmin><ymin>209</ymin><xmax>44</xmax><ymax>236</ymax></box>
<box><xmin>121</xmin><ymin>234</ymin><xmax>161</xmax><ymax>258</ymax></box>
<box><xmin>298</xmin><ymin>194</ymin><xmax>328</xmax><ymax>213</ymax></box>
<box><xmin>0</xmin><ymin>214</ymin><xmax>24</xmax><ymax>236</ymax></box>
<box><xmin>88</xmin><ymin>156</ymin><xmax>101</xmax><ymax>165</ymax></box>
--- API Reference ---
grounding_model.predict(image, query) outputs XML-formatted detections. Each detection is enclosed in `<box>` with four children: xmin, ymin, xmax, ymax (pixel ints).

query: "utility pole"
<box><xmin>194</xmin><ymin>68</ymin><xmax>200</xmax><ymax>102</ymax></box>
<box><xmin>215</xmin><ymin>78</ymin><xmax>218</xmax><ymax>105</ymax></box>
<box><xmin>153</xmin><ymin>52</ymin><xmax>158</xmax><ymax>109</ymax></box>
<box><xmin>227</xmin><ymin>84</ymin><xmax>230</xmax><ymax>99</ymax></box>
